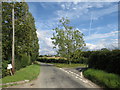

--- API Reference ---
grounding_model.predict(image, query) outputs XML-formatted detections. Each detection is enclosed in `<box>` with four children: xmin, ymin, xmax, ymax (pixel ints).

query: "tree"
<box><xmin>2</xmin><ymin>2</ymin><xmax>39</xmax><ymax>76</ymax></box>
<box><xmin>51</xmin><ymin>17</ymin><xmax>85</xmax><ymax>64</ymax></box>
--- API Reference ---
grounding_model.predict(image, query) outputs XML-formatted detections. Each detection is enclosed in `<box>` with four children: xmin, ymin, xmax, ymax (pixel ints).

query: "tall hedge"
<box><xmin>88</xmin><ymin>50</ymin><xmax>120</xmax><ymax>75</ymax></box>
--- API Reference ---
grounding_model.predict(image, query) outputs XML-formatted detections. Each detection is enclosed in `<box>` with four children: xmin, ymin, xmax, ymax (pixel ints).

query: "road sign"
<box><xmin>7</xmin><ymin>64</ymin><xmax>12</xmax><ymax>69</ymax></box>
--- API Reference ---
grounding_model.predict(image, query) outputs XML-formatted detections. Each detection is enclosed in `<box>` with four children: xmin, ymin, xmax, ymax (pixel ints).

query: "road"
<box><xmin>8</xmin><ymin>63</ymin><xmax>100</xmax><ymax>88</ymax></box>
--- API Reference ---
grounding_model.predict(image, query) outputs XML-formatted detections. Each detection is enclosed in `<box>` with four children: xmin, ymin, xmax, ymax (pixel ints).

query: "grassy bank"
<box><xmin>52</xmin><ymin>63</ymin><xmax>87</xmax><ymax>68</ymax></box>
<box><xmin>1</xmin><ymin>64</ymin><xmax>40</xmax><ymax>85</ymax></box>
<box><xmin>83</xmin><ymin>69</ymin><xmax>120</xmax><ymax>88</ymax></box>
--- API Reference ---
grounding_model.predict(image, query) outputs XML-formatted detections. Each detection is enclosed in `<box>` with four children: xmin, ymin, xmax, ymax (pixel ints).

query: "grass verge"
<box><xmin>51</xmin><ymin>63</ymin><xmax>87</xmax><ymax>68</ymax></box>
<box><xmin>1</xmin><ymin>64</ymin><xmax>40</xmax><ymax>87</ymax></box>
<box><xmin>83</xmin><ymin>69</ymin><xmax>120</xmax><ymax>88</ymax></box>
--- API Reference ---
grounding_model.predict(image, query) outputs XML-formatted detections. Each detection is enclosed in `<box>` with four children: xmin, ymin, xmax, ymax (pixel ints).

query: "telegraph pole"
<box><xmin>12</xmin><ymin>2</ymin><xmax>15</xmax><ymax>74</ymax></box>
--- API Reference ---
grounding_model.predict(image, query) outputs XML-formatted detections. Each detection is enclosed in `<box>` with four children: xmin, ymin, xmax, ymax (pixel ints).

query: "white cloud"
<box><xmin>86</xmin><ymin>39</ymin><xmax>118</xmax><ymax>50</ymax></box>
<box><xmin>26</xmin><ymin>0</ymin><xmax>119</xmax><ymax>2</ymax></box>
<box><xmin>61</xmin><ymin>4</ymin><xmax>65</xmax><ymax>9</ymax></box>
<box><xmin>36</xmin><ymin>30</ymin><xmax>57</xmax><ymax>55</ymax></box>
<box><xmin>92</xmin><ymin>4</ymin><xmax>117</xmax><ymax>20</ymax></box>
<box><xmin>86</xmin><ymin>43</ymin><xmax>97</xmax><ymax>50</ymax></box>
<box><xmin>55</xmin><ymin>2</ymin><xmax>116</xmax><ymax>21</ymax></box>
<box><xmin>85</xmin><ymin>31</ymin><xmax>118</xmax><ymax>41</ymax></box>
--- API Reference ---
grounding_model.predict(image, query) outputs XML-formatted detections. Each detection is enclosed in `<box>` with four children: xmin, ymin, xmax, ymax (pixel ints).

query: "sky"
<box><xmin>27</xmin><ymin>2</ymin><xmax>118</xmax><ymax>55</ymax></box>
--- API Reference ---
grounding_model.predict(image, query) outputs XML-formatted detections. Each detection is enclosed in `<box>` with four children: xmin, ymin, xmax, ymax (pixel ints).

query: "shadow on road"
<box><xmin>75</xmin><ymin>67</ymin><xmax>88</xmax><ymax>72</ymax></box>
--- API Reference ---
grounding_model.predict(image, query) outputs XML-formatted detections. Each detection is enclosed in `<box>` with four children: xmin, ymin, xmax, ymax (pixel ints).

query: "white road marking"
<box><xmin>59</xmin><ymin>68</ymin><xmax>97</xmax><ymax>87</ymax></box>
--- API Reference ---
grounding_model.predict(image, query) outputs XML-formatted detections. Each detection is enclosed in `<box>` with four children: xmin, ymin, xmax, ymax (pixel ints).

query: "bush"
<box><xmin>15</xmin><ymin>53</ymin><xmax>31</xmax><ymax>70</ymax></box>
<box><xmin>2</xmin><ymin>60</ymin><xmax>11</xmax><ymax>77</ymax></box>
<box><xmin>83</xmin><ymin>69</ymin><xmax>120</xmax><ymax>88</ymax></box>
<box><xmin>21</xmin><ymin>53</ymin><xmax>31</xmax><ymax>68</ymax></box>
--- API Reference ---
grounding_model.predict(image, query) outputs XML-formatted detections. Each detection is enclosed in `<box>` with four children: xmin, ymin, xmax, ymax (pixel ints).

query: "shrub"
<box><xmin>2</xmin><ymin>60</ymin><xmax>11</xmax><ymax>77</ymax></box>
<box><xmin>15</xmin><ymin>53</ymin><xmax>31</xmax><ymax>70</ymax></box>
<box><xmin>20</xmin><ymin>53</ymin><xmax>31</xmax><ymax>68</ymax></box>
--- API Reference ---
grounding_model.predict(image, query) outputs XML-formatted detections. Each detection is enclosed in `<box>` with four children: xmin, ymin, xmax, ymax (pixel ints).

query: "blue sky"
<box><xmin>27</xmin><ymin>2</ymin><xmax>118</xmax><ymax>55</ymax></box>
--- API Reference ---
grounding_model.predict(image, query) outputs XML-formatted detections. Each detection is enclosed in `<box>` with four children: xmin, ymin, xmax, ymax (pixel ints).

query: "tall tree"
<box><xmin>51</xmin><ymin>17</ymin><xmax>85</xmax><ymax>64</ymax></box>
<box><xmin>2</xmin><ymin>2</ymin><xmax>39</xmax><ymax>76</ymax></box>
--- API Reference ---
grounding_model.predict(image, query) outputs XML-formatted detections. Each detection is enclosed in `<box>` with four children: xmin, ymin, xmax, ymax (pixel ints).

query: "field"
<box><xmin>53</xmin><ymin>63</ymin><xmax>87</xmax><ymax>68</ymax></box>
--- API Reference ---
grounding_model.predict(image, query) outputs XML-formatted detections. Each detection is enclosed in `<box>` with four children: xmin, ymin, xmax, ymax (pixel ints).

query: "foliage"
<box><xmin>83</xmin><ymin>69</ymin><xmax>120</xmax><ymax>88</ymax></box>
<box><xmin>70</xmin><ymin>50</ymin><xmax>89</xmax><ymax>64</ymax></box>
<box><xmin>37</xmin><ymin>57</ymin><xmax>68</xmax><ymax>64</ymax></box>
<box><xmin>51</xmin><ymin>17</ymin><xmax>85</xmax><ymax>64</ymax></box>
<box><xmin>37</xmin><ymin>57</ymin><xmax>88</xmax><ymax>65</ymax></box>
<box><xmin>15</xmin><ymin>53</ymin><xmax>31</xmax><ymax>70</ymax></box>
<box><xmin>2</xmin><ymin>2</ymin><xmax>39</xmax><ymax>77</ymax></box>
<box><xmin>2</xmin><ymin>60</ymin><xmax>11</xmax><ymax>77</ymax></box>
<box><xmin>81</xmin><ymin>51</ymin><xmax>93</xmax><ymax>58</ymax></box>
<box><xmin>88</xmin><ymin>49</ymin><xmax>120</xmax><ymax>75</ymax></box>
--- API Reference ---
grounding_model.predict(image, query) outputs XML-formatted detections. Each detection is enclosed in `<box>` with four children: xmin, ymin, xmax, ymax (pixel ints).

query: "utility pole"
<box><xmin>12</xmin><ymin>2</ymin><xmax>15</xmax><ymax>74</ymax></box>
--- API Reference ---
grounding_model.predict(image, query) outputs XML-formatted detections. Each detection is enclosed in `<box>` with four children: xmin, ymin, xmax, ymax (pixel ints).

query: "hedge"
<box><xmin>37</xmin><ymin>57</ymin><xmax>88</xmax><ymax>64</ymax></box>
<box><xmin>37</xmin><ymin>57</ymin><xmax>68</xmax><ymax>63</ymax></box>
<box><xmin>88</xmin><ymin>49</ymin><xmax>120</xmax><ymax>75</ymax></box>
<box><xmin>2</xmin><ymin>53</ymin><xmax>32</xmax><ymax>77</ymax></box>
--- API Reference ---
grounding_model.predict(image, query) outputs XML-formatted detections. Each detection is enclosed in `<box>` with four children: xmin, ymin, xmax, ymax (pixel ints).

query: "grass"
<box><xmin>1</xmin><ymin>64</ymin><xmax>40</xmax><ymax>85</ymax></box>
<box><xmin>83</xmin><ymin>69</ymin><xmax>120</xmax><ymax>88</ymax></box>
<box><xmin>51</xmin><ymin>63</ymin><xmax>87</xmax><ymax>68</ymax></box>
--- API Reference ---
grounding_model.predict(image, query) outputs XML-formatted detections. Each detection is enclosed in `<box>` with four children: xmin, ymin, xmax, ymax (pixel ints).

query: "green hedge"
<box><xmin>37</xmin><ymin>57</ymin><xmax>88</xmax><ymax>64</ymax></box>
<box><xmin>37</xmin><ymin>57</ymin><xmax>68</xmax><ymax>63</ymax></box>
<box><xmin>2</xmin><ymin>53</ymin><xmax>32</xmax><ymax>77</ymax></box>
<box><xmin>83</xmin><ymin>69</ymin><xmax>120</xmax><ymax>88</ymax></box>
<box><xmin>88</xmin><ymin>50</ymin><xmax>120</xmax><ymax>75</ymax></box>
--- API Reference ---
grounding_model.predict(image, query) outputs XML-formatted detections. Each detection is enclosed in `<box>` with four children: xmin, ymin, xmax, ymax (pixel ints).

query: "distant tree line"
<box><xmin>2</xmin><ymin>2</ymin><xmax>39</xmax><ymax>77</ymax></box>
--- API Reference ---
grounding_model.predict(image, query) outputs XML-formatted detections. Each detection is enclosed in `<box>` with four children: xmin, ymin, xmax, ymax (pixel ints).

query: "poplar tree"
<box><xmin>2</xmin><ymin>2</ymin><xmax>39</xmax><ymax>76</ymax></box>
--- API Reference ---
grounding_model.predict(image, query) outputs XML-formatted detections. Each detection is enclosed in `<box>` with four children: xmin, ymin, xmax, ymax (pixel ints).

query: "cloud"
<box><xmin>55</xmin><ymin>2</ymin><xmax>117</xmax><ymax>21</ymax></box>
<box><xmin>86</xmin><ymin>43</ymin><xmax>97</xmax><ymax>50</ymax></box>
<box><xmin>26</xmin><ymin>0</ymin><xmax>119</xmax><ymax>2</ymax></box>
<box><xmin>85</xmin><ymin>31</ymin><xmax>118</xmax><ymax>41</ymax></box>
<box><xmin>86</xmin><ymin>38</ymin><xmax>118</xmax><ymax>50</ymax></box>
<box><xmin>36</xmin><ymin>29</ymin><xmax>118</xmax><ymax>55</ymax></box>
<box><xmin>36</xmin><ymin>30</ymin><xmax>57</xmax><ymax>55</ymax></box>
<box><xmin>92</xmin><ymin>4</ymin><xmax>117</xmax><ymax>20</ymax></box>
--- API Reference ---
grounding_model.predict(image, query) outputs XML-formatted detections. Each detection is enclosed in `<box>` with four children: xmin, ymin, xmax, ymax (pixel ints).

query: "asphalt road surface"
<box><xmin>8</xmin><ymin>63</ymin><xmax>100</xmax><ymax>88</ymax></box>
